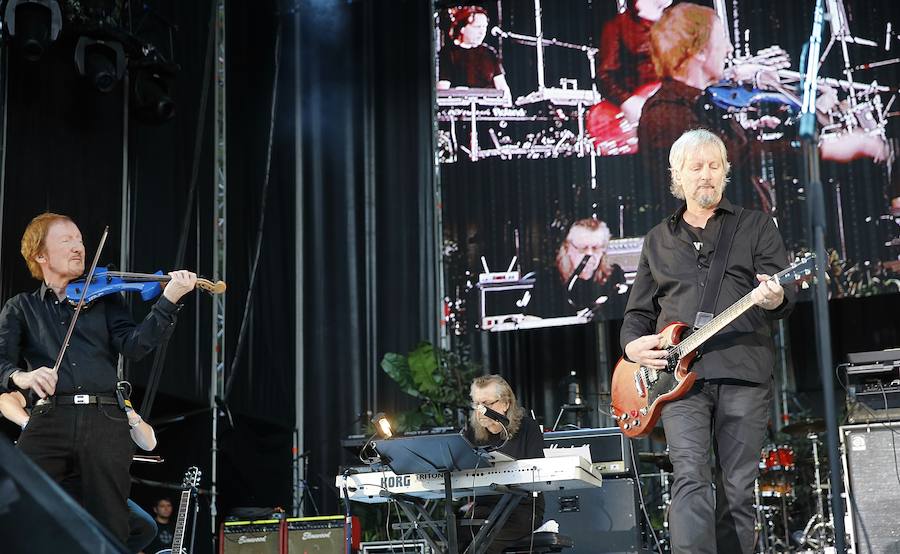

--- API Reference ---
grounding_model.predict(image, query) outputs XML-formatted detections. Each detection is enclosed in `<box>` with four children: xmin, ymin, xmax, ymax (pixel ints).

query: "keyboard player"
<box><xmin>462</xmin><ymin>375</ymin><xmax>544</xmax><ymax>554</ymax></box>
<box><xmin>437</xmin><ymin>6</ymin><xmax>512</xmax><ymax>104</ymax></box>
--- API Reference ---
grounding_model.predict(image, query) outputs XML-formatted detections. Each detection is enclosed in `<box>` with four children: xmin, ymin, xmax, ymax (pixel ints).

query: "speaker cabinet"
<box><xmin>842</xmin><ymin>423</ymin><xmax>900</xmax><ymax>553</ymax></box>
<box><xmin>285</xmin><ymin>516</ymin><xmax>359</xmax><ymax>553</ymax></box>
<box><xmin>543</xmin><ymin>477</ymin><xmax>642</xmax><ymax>554</ymax></box>
<box><xmin>220</xmin><ymin>520</ymin><xmax>283</xmax><ymax>554</ymax></box>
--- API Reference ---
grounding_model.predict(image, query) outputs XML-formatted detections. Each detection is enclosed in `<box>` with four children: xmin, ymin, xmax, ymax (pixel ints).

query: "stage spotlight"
<box><xmin>372</xmin><ymin>412</ymin><xmax>393</xmax><ymax>439</ymax></box>
<box><xmin>130</xmin><ymin>58</ymin><xmax>177</xmax><ymax>123</ymax></box>
<box><xmin>3</xmin><ymin>0</ymin><xmax>62</xmax><ymax>62</ymax></box>
<box><xmin>74</xmin><ymin>36</ymin><xmax>125</xmax><ymax>93</ymax></box>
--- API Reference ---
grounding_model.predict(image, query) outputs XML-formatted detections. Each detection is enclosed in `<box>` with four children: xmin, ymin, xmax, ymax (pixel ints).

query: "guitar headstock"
<box><xmin>183</xmin><ymin>466</ymin><xmax>202</xmax><ymax>489</ymax></box>
<box><xmin>776</xmin><ymin>253</ymin><xmax>816</xmax><ymax>286</ymax></box>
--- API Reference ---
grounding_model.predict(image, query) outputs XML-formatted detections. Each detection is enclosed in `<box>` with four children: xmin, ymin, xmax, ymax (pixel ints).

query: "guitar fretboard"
<box><xmin>170</xmin><ymin>488</ymin><xmax>191</xmax><ymax>554</ymax></box>
<box><xmin>671</xmin><ymin>261</ymin><xmax>804</xmax><ymax>358</ymax></box>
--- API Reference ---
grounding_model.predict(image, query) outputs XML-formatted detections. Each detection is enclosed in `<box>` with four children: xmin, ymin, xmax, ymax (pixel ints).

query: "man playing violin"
<box><xmin>0</xmin><ymin>212</ymin><xmax>197</xmax><ymax>545</ymax></box>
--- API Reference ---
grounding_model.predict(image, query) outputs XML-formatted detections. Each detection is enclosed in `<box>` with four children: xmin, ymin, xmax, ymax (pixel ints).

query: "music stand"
<box><xmin>373</xmin><ymin>433</ymin><xmax>488</xmax><ymax>474</ymax></box>
<box><xmin>373</xmin><ymin>433</ymin><xmax>492</xmax><ymax>553</ymax></box>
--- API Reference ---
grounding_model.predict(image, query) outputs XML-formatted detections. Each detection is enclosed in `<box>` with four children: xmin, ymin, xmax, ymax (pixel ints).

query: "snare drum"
<box><xmin>759</xmin><ymin>444</ymin><xmax>795</xmax><ymax>471</ymax></box>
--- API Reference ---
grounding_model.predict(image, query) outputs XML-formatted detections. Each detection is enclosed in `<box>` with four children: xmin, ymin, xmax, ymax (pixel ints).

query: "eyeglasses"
<box><xmin>472</xmin><ymin>398</ymin><xmax>503</xmax><ymax>410</ymax></box>
<box><xmin>567</xmin><ymin>241</ymin><xmax>608</xmax><ymax>254</ymax></box>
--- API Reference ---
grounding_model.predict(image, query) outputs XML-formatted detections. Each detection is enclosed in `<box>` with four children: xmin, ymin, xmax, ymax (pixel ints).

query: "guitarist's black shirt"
<box><xmin>620</xmin><ymin>197</ymin><xmax>795</xmax><ymax>383</ymax></box>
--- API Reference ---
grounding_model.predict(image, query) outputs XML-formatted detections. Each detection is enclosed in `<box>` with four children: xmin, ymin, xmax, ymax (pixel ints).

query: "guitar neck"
<box><xmin>676</xmin><ymin>292</ymin><xmax>756</xmax><ymax>355</ymax></box>
<box><xmin>170</xmin><ymin>488</ymin><xmax>192</xmax><ymax>553</ymax></box>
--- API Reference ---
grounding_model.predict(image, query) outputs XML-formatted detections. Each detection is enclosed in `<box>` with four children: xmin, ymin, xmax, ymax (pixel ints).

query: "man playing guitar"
<box><xmin>620</xmin><ymin>129</ymin><xmax>795</xmax><ymax>554</ymax></box>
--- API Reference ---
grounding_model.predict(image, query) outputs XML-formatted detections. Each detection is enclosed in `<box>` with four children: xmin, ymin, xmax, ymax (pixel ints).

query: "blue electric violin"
<box><xmin>706</xmin><ymin>84</ymin><xmax>802</xmax><ymax>114</ymax></box>
<box><xmin>65</xmin><ymin>266</ymin><xmax>227</xmax><ymax>306</ymax></box>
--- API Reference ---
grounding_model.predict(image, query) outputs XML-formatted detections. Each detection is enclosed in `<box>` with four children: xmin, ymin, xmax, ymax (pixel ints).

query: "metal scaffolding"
<box><xmin>210</xmin><ymin>0</ymin><xmax>227</xmax><ymax>539</ymax></box>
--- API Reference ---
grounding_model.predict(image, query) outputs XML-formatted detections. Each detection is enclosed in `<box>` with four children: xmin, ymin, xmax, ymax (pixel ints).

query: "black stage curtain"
<box><xmin>0</xmin><ymin>1</ymin><xmax>298</xmax><ymax>548</ymax></box>
<box><xmin>297</xmin><ymin>0</ymin><xmax>437</xmax><ymax>515</ymax></box>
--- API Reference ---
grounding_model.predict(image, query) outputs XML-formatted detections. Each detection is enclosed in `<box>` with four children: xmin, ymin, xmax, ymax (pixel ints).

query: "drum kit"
<box><xmin>637</xmin><ymin>417</ymin><xmax>849</xmax><ymax>554</ymax></box>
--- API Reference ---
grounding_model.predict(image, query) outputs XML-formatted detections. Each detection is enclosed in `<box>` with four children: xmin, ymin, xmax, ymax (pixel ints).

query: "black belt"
<box><xmin>35</xmin><ymin>394</ymin><xmax>119</xmax><ymax>407</ymax></box>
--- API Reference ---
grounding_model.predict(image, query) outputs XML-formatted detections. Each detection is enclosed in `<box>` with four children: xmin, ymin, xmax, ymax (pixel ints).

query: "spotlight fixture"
<box><xmin>130</xmin><ymin>53</ymin><xmax>177</xmax><ymax>123</ymax></box>
<box><xmin>3</xmin><ymin>0</ymin><xmax>62</xmax><ymax>62</ymax></box>
<box><xmin>372</xmin><ymin>412</ymin><xmax>393</xmax><ymax>439</ymax></box>
<box><xmin>74</xmin><ymin>35</ymin><xmax>125</xmax><ymax>93</ymax></box>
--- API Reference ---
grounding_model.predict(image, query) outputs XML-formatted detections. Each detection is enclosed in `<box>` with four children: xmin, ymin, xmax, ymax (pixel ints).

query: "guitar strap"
<box><xmin>693</xmin><ymin>206</ymin><xmax>744</xmax><ymax>331</ymax></box>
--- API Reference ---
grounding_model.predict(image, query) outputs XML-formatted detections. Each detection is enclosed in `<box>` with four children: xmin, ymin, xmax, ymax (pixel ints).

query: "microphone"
<box><xmin>567</xmin><ymin>254</ymin><xmax>592</xmax><ymax>291</ymax></box>
<box><xmin>491</xmin><ymin>26</ymin><xmax>508</xmax><ymax>39</ymax></box>
<box><xmin>476</xmin><ymin>404</ymin><xmax>510</xmax><ymax>426</ymax></box>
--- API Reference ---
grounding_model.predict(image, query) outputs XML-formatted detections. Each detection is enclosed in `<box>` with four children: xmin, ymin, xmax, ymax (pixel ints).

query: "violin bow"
<box><xmin>51</xmin><ymin>226</ymin><xmax>110</xmax><ymax>374</ymax></box>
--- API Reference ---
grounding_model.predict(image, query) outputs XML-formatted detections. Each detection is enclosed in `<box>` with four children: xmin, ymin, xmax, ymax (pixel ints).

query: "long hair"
<box><xmin>469</xmin><ymin>374</ymin><xmax>524</xmax><ymax>443</ymax></box>
<box><xmin>555</xmin><ymin>218</ymin><xmax>612</xmax><ymax>284</ymax></box>
<box><xmin>668</xmin><ymin>129</ymin><xmax>731</xmax><ymax>199</ymax></box>
<box><xmin>20</xmin><ymin>212</ymin><xmax>74</xmax><ymax>280</ymax></box>
<box><xmin>649</xmin><ymin>3</ymin><xmax>718</xmax><ymax>79</ymax></box>
<box><xmin>447</xmin><ymin>5</ymin><xmax>488</xmax><ymax>42</ymax></box>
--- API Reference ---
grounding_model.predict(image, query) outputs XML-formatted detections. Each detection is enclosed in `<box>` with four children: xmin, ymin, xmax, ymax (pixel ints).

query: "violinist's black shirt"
<box><xmin>0</xmin><ymin>283</ymin><xmax>180</xmax><ymax>394</ymax></box>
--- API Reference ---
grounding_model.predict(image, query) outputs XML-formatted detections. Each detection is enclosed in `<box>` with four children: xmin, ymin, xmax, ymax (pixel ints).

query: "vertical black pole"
<box><xmin>802</xmin><ymin>139</ymin><xmax>847</xmax><ymax>552</ymax></box>
<box><xmin>445</xmin><ymin>471</ymin><xmax>458</xmax><ymax>553</ymax></box>
<box><xmin>799</xmin><ymin>3</ymin><xmax>846</xmax><ymax>549</ymax></box>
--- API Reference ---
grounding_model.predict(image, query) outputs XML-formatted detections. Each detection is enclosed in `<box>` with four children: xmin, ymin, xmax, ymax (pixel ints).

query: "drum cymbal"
<box><xmin>638</xmin><ymin>451</ymin><xmax>673</xmax><ymax>472</ymax></box>
<box><xmin>780</xmin><ymin>418</ymin><xmax>826</xmax><ymax>436</ymax></box>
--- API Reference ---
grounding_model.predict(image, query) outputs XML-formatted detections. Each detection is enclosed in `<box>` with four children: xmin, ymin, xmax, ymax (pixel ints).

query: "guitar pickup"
<box><xmin>633</xmin><ymin>370</ymin><xmax>647</xmax><ymax>398</ymax></box>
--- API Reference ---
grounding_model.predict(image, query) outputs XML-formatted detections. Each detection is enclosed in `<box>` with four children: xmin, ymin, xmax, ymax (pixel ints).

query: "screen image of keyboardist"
<box><xmin>529</xmin><ymin>218</ymin><xmax>629</xmax><ymax>320</ymax></box>
<box><xmin>461</xmin><ymin>374</ymin><xmax>545</xmax><ymax>554</ymax></box>
<box><xmin>437</xmin><ymin>6</ymin><xmax>511</xmax><ymax>103</ymax></box>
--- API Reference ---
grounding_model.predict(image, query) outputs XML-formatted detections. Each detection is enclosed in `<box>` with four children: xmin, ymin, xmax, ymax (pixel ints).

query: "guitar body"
<box><xmin>610</xmin><ymin>255</ymin><xmax>817</xmax><ymax>438</ymax></box>
<box><xmin>154</xmin><ymin>549</ymin><xmax>186</xmax><ymax>554</ymax></box>
<box><xmin>610</xmin><ymin>321</ymin><xmax>697</xmax><ymax>438</ymax></box>
<box><xmin>586</xmin><ymin>81</ymin><xmax>660</xmax><ymax>155</ymax></box>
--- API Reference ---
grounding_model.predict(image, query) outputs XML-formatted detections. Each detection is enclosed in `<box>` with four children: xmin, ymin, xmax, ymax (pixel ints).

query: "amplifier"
<box><xmin>220</xmin><ymin>516</ymin><xmax>360</xmax><ymax>554</ymax></box>
<box><xmin>841</xmin><ymin>423</ymin><xmax>900</xmax><ymax>553</ymax></box>
<box><xmin>360</xmin><ymin>540</ymin><xmax>431</xmax><ymax>553</ymax></box>
<box><xmin>543</xmin><ymin>477</ymin><xmax>643</xmax><ymax>553</ymax></box>
<box><xmin>285</xmin><ymin>516</ymin><xmax>359</xmax><ymax>554</ymax></box>
<box><xmin>544</xmin><ymin>427</ymin><xmax>632</xmax><ymax>476</ymax></box>
<box><xmin>220</xmin><ymin>520</ymin><xmax>283</xmax><ymax>554</ymax></box>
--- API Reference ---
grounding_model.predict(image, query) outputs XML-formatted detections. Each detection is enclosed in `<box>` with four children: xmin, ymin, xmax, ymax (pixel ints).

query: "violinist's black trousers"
<box><xmin>661</xmin><ymin>379</ymin><xmax>772</xmax><ymax>554</ymax></box>
<box><xmin>17</xmin><ymin>399</ymin><xmax>134</xmax><ymax>545</ymax></box>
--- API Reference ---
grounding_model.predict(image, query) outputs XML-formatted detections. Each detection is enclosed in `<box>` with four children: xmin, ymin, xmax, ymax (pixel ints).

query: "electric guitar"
<box><xmin>610</xmin><ymin>254</ymin><xmax>815</xmax><ymax>438</ymax></box>
<box><xmin>156</xmin><ymin>466</ymin><xmax>202</xmax><ymax>554</ymax></box>
<box><xmin>586</xmin><ymin>81</ymin><xmax>660</xmax><ymax>155</ymax></box>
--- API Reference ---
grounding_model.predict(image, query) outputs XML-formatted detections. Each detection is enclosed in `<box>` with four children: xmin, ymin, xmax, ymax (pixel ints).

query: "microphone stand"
<box><xmin>800</xmin><ymin>1</ymin><xmax>846</xmax><ymax>551</ymax></box>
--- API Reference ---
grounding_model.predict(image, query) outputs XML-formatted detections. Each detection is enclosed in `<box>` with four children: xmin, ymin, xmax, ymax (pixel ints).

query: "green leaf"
<box><xmin>380</xmin><ymin>352</ymin><xmax>421</xmax><ymax>398</ymax></box>
<box><xmin>408</xmin><ymin>342</ymin><xmax>440</xmax><ymax>395</ymax></box>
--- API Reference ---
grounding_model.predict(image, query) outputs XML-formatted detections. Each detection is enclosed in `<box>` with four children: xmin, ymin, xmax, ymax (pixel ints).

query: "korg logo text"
<box><xmin>381</xmin><ymin>475</ymin><xmax>412</xmax><ymax>488</ymax></box>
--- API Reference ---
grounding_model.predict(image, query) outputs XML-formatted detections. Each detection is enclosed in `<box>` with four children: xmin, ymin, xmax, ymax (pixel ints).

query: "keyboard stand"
<box><xmin>372</xmin><ymin>433</ymin><xmax>503</xmax><ymax>554</ymax></box>
<box><xmin>381</xmin><ymin>484</ymin><xmax>529</xmax><ymax>554</ymax></box>
<box><xmin>468</xmin><ymin>485</ymin><xmax>529</xmax><ymax>554</ymax></box>
<box><xmin>379</xmin><ymin>490</ymin><xmax>449</xmax><ymax>554</ymax></box>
